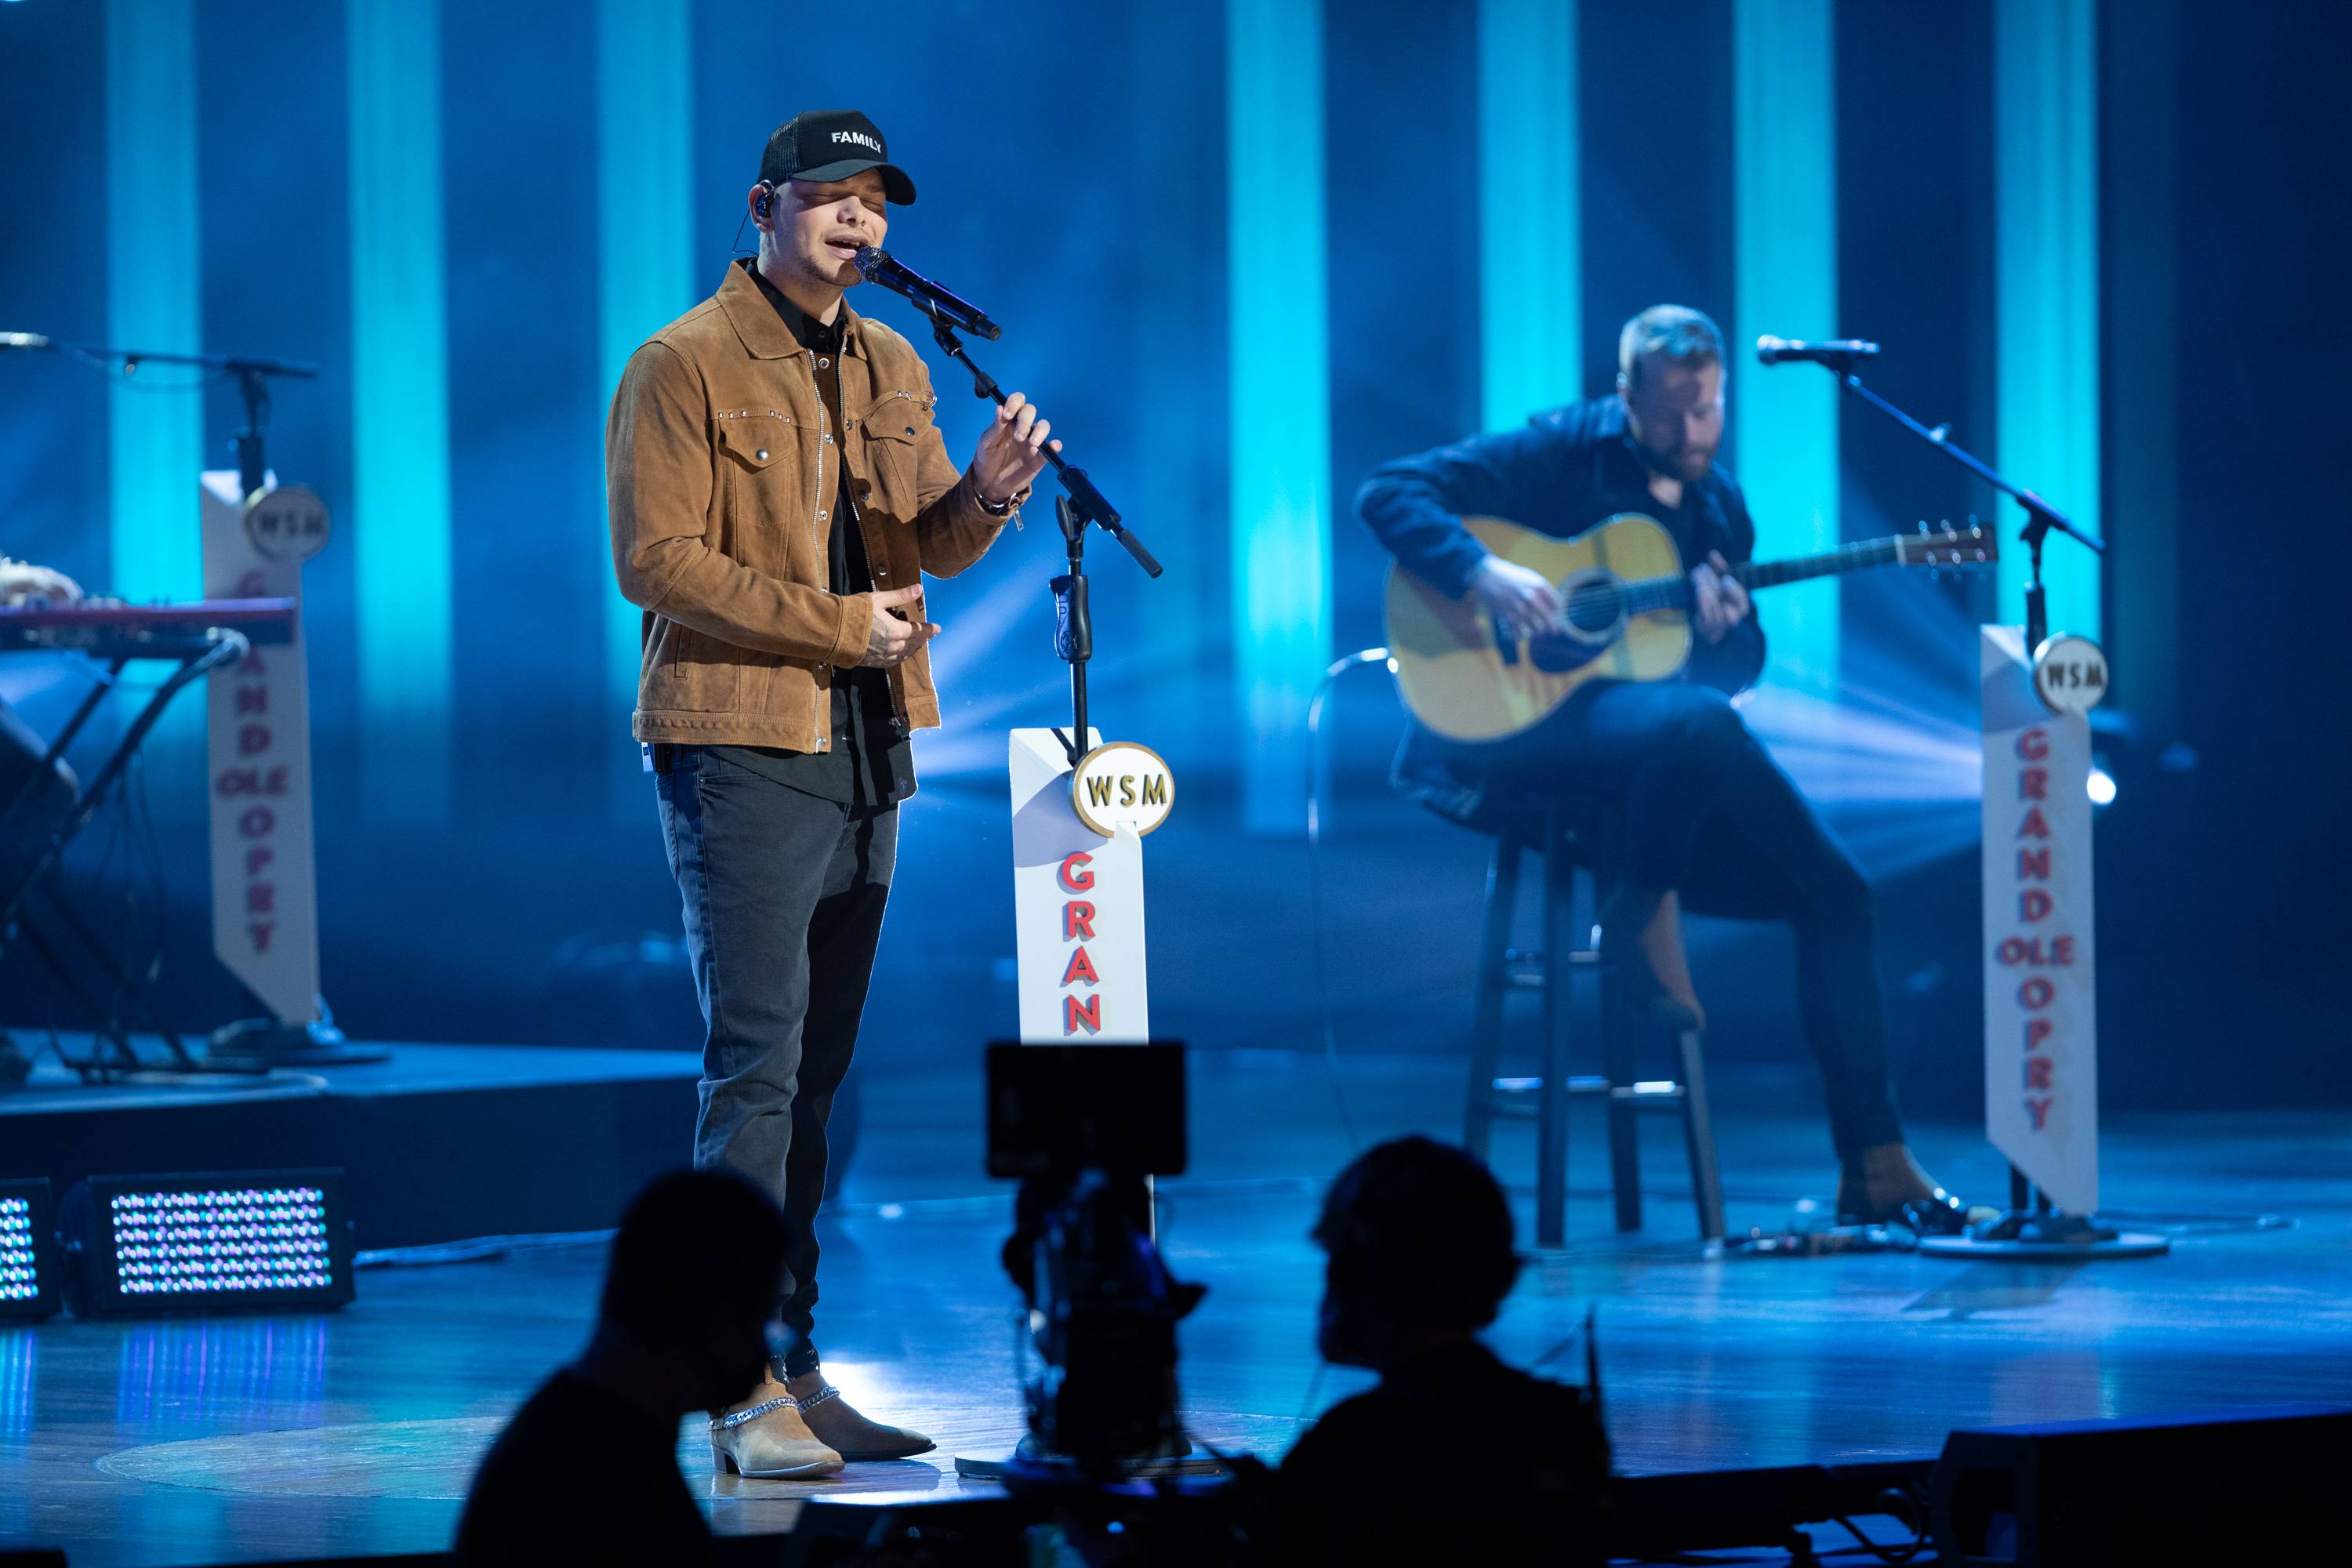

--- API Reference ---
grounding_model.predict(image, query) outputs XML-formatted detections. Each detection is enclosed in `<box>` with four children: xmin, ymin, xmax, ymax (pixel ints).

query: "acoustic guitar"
<box><xmin>1385</xmin><ymin>514</ymin><xmax>1997</xmax><ymax>743</ymax></box>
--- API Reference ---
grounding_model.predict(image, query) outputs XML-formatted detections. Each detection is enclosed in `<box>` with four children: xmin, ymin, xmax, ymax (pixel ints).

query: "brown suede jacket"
<box><xmin>607</xmin><ymin>260</ymin><xmax>1010</xmax><ymax>751</ymax></box>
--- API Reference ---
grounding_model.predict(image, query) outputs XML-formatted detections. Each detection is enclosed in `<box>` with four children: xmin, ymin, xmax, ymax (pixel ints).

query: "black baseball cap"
<box><xmin>759</xmin><ymin>110</ymin><xmax>916</xmax><ymax>205</ymax></box>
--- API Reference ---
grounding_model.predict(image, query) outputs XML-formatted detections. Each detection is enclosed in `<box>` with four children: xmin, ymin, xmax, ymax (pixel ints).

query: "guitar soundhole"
<box><xmin>1562</xmin><ymin>579</ymin><xmax>1625</xmax><ymax>636</ymax></box>
<box><xmin>1525</xmin><ymin>577</ymin><xmax>1621</xmax><ymax>673</ymax></box>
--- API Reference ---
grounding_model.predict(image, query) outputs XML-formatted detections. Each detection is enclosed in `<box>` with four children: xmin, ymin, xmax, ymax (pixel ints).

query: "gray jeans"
<box><xmin>655</xmin><ymin>745</ymin><xmax>896</xmax><ymax>1377</ymax></box>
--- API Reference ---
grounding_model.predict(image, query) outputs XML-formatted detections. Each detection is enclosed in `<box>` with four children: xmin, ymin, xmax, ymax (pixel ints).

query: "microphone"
<box><xmin>1</xmin><ymin>332</ymin><xmax>54</xmax><ymax>351</ymax></box>
<box><xmin>1755</xmin><ymin>335</ymin><xmax>1880</xmax><ymax>367</ymax></box>
<box><xmin>853</xmin><ymin>247</ymin><xmax>1001</xmax><ymax>342</ymax></box>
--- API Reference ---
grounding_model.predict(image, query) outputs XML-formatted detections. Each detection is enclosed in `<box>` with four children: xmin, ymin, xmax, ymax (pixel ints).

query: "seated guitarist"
<box><xmin>1358</xmin><ymin>304</ymin><xmax>1976</xmax><ymax>1229</ymax></box>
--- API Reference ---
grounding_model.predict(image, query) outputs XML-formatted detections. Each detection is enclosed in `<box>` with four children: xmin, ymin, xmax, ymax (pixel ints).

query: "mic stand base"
<box><xmin>952</xmin><ymin>1433</ymin><xmax>1223</xmax><ymax>1486</ymax></box>
<box><xmin>1917</xmin><ymin>1212</ymin><xmax>2169</xmax><ymax>1262</ymax></box>
<box><xmin>205</xmin><ymin>1001</ymin><xmax>389</xmax><ymax>1071</ymax></box>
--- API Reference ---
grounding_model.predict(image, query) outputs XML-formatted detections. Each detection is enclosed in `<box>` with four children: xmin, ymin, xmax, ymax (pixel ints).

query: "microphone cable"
<box><xmin>1304</xmin><ymin>647</ymin><xmax>1398</xmax><ymax>1154</ymax></box>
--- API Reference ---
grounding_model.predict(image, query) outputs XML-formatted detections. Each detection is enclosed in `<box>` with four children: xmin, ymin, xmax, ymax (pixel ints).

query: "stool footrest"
<box><xmin>1493</xmin><ymin>950</ymin><xmax>1604</xmax><ymax>989</ymax></box>
<box><xmin>1486</xmin><ymin>1075</ymin><xmax>1688</xmax><ymax>1111</ymax></box>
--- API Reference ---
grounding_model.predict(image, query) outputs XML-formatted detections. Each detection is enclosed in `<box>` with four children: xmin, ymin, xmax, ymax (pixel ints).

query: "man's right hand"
<box><xmin>1468</xmin><ymin>554</ymin><xmax>1563</xmax><ymax>641</ymax></box>
<box><xmin>859</xmin><ymin>583</ymin><xmax>938</xmax><ymax>668</ymax></box>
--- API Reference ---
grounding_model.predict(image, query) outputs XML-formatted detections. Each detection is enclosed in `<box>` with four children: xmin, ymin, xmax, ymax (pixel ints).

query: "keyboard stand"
<box><xmin>1</xmin><ymin>630</ymin><xmax>256</xmax><ymax>1081</ymax></box>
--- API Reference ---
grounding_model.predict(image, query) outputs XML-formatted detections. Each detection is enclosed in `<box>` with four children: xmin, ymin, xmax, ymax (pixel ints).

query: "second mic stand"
<box><xmin>1804</xmin><ymin>361</ymin><xmax>2108</xmax><ymax>1222</ymax></box>
<box><xmin>917</xmin><ymin>303</ymin><xmax>1163</xmax><ymax>766</ymax></box>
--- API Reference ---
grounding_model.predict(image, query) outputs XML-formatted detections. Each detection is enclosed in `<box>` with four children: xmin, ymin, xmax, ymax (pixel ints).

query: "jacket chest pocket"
<box><xmin>714</xmin><ymin>412</ymin><xmax>803</xmax><ymax>576</ymax></box>
<box><xmin>856</xmin><ymin>391</ymin><xmax>932</xmax><ymax>518</ymax></box>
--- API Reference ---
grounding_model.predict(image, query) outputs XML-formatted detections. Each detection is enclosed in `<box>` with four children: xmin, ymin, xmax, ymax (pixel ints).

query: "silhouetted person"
<box><xmin>456</xmin><ymin>1170</ymin><xmax>789</xmax><ymax>1567</ymax></box>
<box><xmin>1263</xmin><ymin>1138</ymin><xmax>1609</xmax><ymax>1563</ymax></box>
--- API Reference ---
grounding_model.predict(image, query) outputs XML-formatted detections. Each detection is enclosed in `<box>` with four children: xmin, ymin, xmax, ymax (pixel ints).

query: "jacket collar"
<box><xmin>716</xmin><ymin>258</ymin><xmax>870</xmax><ymax>363</ymax></box>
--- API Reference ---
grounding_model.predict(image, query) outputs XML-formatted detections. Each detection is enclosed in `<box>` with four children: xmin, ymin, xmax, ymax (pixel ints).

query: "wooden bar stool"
<box><xmin>1461</xmin><ymin>796</ymin><xmax>1726</xmax><ymax>1247</ymax></box>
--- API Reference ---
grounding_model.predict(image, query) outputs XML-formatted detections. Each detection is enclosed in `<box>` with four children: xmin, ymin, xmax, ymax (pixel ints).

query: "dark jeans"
<box><xmin>1500</xmin><ymin>681</ymin><xmax>1903</xmax><ymax>1162</ymax></box>
<box><xmin>656</xmin><ymin>746</ymin><xmax>897</xmax><ymax>1377</ymax></box>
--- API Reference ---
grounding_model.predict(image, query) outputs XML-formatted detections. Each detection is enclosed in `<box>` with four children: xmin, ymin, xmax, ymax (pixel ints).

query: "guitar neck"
<box><xmin>1619</xmin><ymin>535</ymin><xmax>1919</xmax><ymax>614</ymax></box>
<box><xmin>1737</xmin><ymin>535</ymin><xmax>1911</xmax><ymax>588</ymax></box>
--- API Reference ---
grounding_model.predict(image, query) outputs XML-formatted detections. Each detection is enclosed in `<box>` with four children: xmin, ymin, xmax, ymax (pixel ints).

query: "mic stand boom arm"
<box><xmin>916</xmin><ymin>303</ymin><xmax>1163</xmax><ymax>768</ymax></box>
<box><xmin>917</xmin><ymin>306</ymin><xmax>1163</xmax><ymax>582</ymax></box>
<box><xmin>1805</xmin><ymin>362</ymin><xmax>2104</xmax><ymax>651</ymax></box>
<box><xmin>16</xmin><ymin>339</ymin><xmax>319</xmax><ymax>503</ymax></box>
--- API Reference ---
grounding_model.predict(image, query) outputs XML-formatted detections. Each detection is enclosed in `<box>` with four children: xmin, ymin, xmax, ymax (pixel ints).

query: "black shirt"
<box><xmin>713</xmin><ymin>260</ymin><xmax>915</xmax><ymax>810</ymax></box>
<box><xmin>1265</xmin><ymin>1341</ymin><xmax>1608</xmax><ymax>1564</ymax></box>
<box><xmin>455</xmin><ymin>1370</ymin><xmax>714</xmax><ymax>1568</ymax></box>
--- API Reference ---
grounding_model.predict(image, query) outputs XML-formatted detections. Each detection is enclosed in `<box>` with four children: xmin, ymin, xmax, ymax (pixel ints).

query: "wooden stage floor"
<box><xmin>4</xmin><ymin>1049</ymin><xmax>2349</xmax><ymax>1566</ymax></box>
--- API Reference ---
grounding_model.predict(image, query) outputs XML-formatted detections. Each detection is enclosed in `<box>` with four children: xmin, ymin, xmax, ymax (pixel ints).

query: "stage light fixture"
<box><xmin>2086</xmin><ymin>766</ymin><xmax>2117</xmax><ymax>807</ymax></box>
<box><xmin>59</xmin><ymin>1171</ymin><xmax>355</xmax><ymax>1319</ymax></box>
<box><xmin>1</xmin><ymin>1178</ymin><xmax>64</xmax><ymax>1323</ymax></box>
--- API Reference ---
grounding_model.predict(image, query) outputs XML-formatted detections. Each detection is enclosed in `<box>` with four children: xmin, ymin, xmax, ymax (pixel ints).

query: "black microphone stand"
<box><xmin>1792</xmin><ymin>358</ymin><xmax>2108</xmax><ymax>1221</ymax></box>
<box><xmin>915</xmin><ymin>301</ymin><xmax>1163</xmax><ymax>766</ymax></box>
<box><xmin>1801</xmin><ymin>361</ymin><xmax>2105</xmax><ymax>651</ymax></box>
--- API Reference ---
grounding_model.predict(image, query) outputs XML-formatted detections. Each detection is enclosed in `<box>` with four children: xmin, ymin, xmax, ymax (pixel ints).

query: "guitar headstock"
<box><xmin>1899</xmin><ymin>520</ymin><xmax>2000</xmax><ymax>568</ymax></box>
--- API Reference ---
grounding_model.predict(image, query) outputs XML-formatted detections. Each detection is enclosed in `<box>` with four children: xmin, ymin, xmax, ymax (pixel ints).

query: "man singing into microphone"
<box><xmin>1359</xmin><ymin>304</ymin><xmax>1981</xmax><ymax>1231</ymax></box>
<box><xmin>608</xmin><ymin>109</ymin><xmax>1057</xmax><ymax>1476</ymax></box>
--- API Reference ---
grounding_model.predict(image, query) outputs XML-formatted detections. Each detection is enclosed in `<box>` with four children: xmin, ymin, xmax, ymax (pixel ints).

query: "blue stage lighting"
<box><xmin>2087</xmin><ymin>765</ymin><xmax>2117</xmax><ymax>807</ymax></box>
<box><xmin>60</xmin><ymin>1171</ymin><xmax>355</xmax><ymax>1319</ymax></box>
<box><xmin>1</xmin><ymin>1179</ymin><xmax>62</xmax><ymax>1323</ymax></box>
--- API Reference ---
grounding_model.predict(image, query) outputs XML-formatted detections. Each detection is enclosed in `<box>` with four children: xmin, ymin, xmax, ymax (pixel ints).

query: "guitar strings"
<box><xmin>1509</xmin><ymin>537</ymin><xmax>1994</xmax><ymax>631</ymax></box>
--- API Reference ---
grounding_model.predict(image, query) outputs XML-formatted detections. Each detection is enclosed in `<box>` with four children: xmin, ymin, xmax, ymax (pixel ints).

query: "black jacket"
<box><xmin>1356</xmin><ymin>396</ymin><xmax>1766</xmax><ymax>829</ymax></box>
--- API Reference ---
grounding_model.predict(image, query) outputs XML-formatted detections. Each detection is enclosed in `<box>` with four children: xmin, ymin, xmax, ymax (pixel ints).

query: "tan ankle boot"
<box><xmin>710</xmin><ymin>1377</ymin><xmax>844</xmax><ymax>1479</ymax></box>
<box><xmin>785</xmin><ymin>1372</ymin><xmax>935</xmax><ymax>1461</ymax></box>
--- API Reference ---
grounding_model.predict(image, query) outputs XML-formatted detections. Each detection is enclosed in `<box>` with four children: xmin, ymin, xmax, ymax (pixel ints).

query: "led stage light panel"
<box><xmin>68</xmin><ymin>1171</ymin><xmax>354</xmax><ymax>1318</ymax></box>
<box><xmin>1</xmin><ymin>1178</ymin><xmax>63</xmax><ymax>1323</ymax></box>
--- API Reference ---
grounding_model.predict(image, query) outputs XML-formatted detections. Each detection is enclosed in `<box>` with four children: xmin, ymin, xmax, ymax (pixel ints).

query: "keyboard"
<box><xmin>0</xmin><ymin>597</ymin><xmax>297</xmax><ymax>656</ymax></box>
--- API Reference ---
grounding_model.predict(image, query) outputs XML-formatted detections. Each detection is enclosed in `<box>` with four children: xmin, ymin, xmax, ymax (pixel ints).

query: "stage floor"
<box><xmin>5</xmin><ymin>1049</ymin><xmax>2349</xmax><ymax>1566</ymax></box>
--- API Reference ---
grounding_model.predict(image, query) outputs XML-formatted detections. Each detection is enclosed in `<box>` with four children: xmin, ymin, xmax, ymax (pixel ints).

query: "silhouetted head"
<box><xmin>1312</xmin><ymin>1136</ymin><xmax>1521</xmax><ymax>1370</ymax></box>
<box><xmin>600</xmin><ymin>1170</ymin><xmax>789</xmax><ymax>1410</ymax></box>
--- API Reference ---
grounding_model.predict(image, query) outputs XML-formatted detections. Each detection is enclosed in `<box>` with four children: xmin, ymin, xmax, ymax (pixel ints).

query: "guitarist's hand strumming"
<box><xmin>1469</xmin><ymin>554</ymin><xmax>1564</xmax><ymax>641</ymax></box>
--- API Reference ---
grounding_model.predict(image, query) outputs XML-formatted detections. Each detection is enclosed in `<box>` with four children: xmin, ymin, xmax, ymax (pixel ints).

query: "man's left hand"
<box><xmin>1690</xmin><ymin>550</ymin><xmax>1751</xmax><ymax>644</ymax></box>
<box><xmin>968</xmin><ymin>391</ymin><xmax>1061</xmax><ymax>508</ymax></box>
